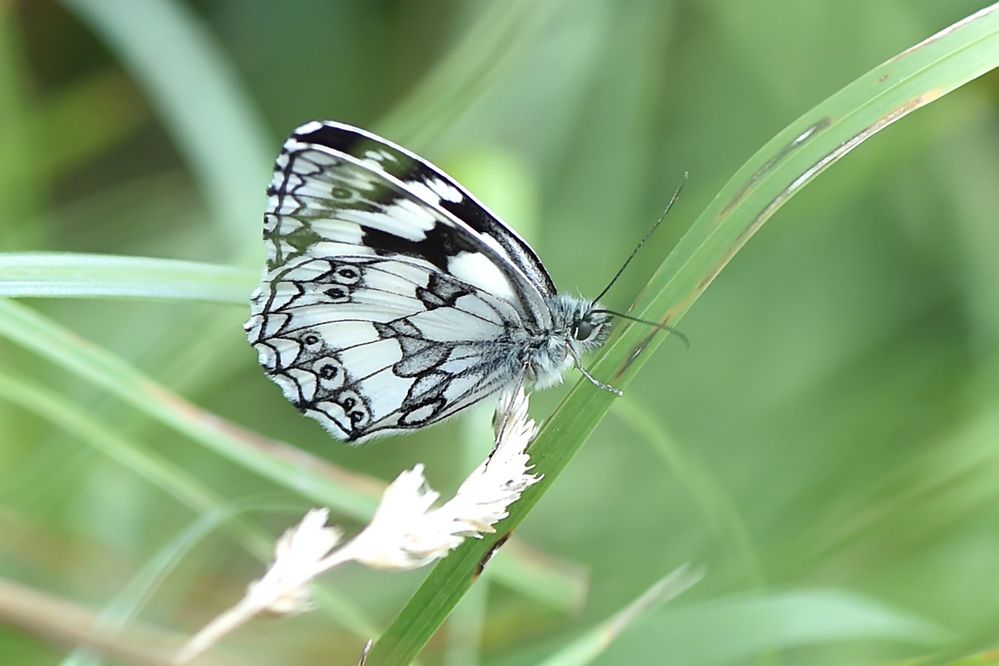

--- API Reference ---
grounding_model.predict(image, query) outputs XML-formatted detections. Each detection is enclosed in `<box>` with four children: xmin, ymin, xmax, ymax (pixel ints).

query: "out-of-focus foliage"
<box><xmin>0</xmin><ymin>1</ymin><xmax>997</xmax><ymax>665</ymax></box>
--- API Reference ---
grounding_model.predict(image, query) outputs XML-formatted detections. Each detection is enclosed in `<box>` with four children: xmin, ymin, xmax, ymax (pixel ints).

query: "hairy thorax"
<box><xmin>525</xmin><ymin>294</ymin><xmax>610</xmax><ymax>389</ymax></box>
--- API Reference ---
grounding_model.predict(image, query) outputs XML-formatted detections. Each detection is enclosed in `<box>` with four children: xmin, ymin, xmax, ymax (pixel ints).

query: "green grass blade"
<box><xmin>364</xmin><ymin>6</ymin><xmax>999</xmax><ymax>664</ymax></box>
<box><xmin>0</xmin><ymin>253</ymin><xmax>255</xmax><ymax>304</ymax></box>
<box><xmin>612</xmin><ymin>398</ymin><xmax>764</xmax><ymax>586</ymax></box>
<box><xmin>491</xmin><ymin>540</ymin><xmax>587</xmax><ymax>613</ymax></box>
<box><xmin>601</xmin><ymin>589</ymin><xmax>949</xmax><ymax>664</ymax></box>
<box><xmin>0</xmin><ymin>298</ymin><xmax>380</xmax><ymax>517</ymax></box>
<box><xmin>534</xmin><ymin>565</ymin><xmax>702</xmax><ymax>666</ymax></box>
<box><xmin>0</xmin><ymin>371</ymin><xmax>221</xmax><ymax>513</ymax></box>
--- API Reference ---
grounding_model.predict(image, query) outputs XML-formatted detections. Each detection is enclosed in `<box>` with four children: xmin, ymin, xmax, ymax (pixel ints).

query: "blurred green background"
<box><xmin>2</xmin><ymin>1</ymin><xmax>998</xmax><ymax>664</ymax></box>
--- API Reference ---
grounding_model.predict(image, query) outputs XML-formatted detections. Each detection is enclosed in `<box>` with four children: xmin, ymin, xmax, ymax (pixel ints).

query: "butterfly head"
<box><xmin>551</xmin><ymin>294</ymin><xmax>612</xmax><ymax>354</ymax></box>
<box><xmin>525</xmin><ymin>294</ymin><xmax>614</xmax><ymax>392</ymax></box>
<box><xmin>570</xmin><ymin>305</ymin><xmax>611</xmax><ymax>352</ymax></box>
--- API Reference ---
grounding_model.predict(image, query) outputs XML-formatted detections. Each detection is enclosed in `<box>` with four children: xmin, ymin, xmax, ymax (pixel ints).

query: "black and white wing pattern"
<box><xmin>245</xmin><ymin>121</ymin><xmax>566</xmax><ymax>443</ymax></box>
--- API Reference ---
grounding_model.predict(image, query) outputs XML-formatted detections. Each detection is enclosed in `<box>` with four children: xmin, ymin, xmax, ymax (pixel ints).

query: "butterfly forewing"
<box><xmin>292</xmin><ymin>122</ymin><xmax>557</xmax><ymax>300</ymax></box>
<box><xmin>247</xmin><ymin>121</ymin><xmax>558</xmax><ymax>442</ymax></box>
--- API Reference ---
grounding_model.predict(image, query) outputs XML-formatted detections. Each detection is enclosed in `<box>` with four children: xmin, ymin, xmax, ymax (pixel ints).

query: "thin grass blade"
<box><xmin>0</xmin><ymin>253</ymin><xmax>255</xmax><ymax>304</ymax></box>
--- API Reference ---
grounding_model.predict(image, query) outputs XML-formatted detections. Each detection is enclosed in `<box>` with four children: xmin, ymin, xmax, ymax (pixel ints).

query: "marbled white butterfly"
<box><xmin>245</xmin><ymin>121</ymin><xmax>675</xmax><ymax>443</ymax></box>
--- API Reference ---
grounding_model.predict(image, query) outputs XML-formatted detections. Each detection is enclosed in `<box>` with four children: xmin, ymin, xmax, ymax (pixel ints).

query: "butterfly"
<box><xmin>245</xmin><ymin>121</ymin><xmax>672</xmax><ymax>443</ymax></box>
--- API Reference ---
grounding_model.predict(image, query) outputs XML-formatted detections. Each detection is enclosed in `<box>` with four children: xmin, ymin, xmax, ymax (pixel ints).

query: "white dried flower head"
<box><xmin>250</xmin><ymin>508</ymin><xmax>343</xmax><ymax>614</ymax></box>
<box><xmin>176</xmin><ymin>388</ymin><xmax>540</xmax><ymax>664</ymax></box>
<box><xmin>175</xmin><ymin>509</ymin><xmax>343</xmax><ymax>663</ymax></box>
<box><xmin>440</xmin><ymin>392</ymin><xmax>541</xmax><ymax>535</ymax></box>
<box><xmin>347</xmin><ymin>465</ymin><xmax>455</xmax><ymax>570</ymax></box>
<box><xmin>342</xmin><ymin>388</ymin><xmax>539</xmax><ymax>568</ymax></box>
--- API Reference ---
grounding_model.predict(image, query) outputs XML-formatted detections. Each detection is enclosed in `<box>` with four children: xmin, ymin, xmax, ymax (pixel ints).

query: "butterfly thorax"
<box><xmin>526</xmin><ymin>294</ymin><xmax>611</xmax><ymax>389</ymax></box>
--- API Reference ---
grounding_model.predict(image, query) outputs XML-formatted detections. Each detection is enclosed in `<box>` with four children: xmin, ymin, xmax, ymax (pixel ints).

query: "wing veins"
<box><xmin>282</xmin><ymin>137</ymin><xmax>551</xmax><ymax>328</ymax></box>
<box><xmin>267</xmin><ymin>285</ymin><xmax>506</xmax><ymax>330</ymax></box>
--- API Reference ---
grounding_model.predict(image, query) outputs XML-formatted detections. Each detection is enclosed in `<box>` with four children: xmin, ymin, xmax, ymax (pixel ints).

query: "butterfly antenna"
<box><xmin>592</xmin><ymin>171</ymin><xmax>688</xmax><ymax>305</ymax></box>
<box><xmin>590</xmin><ymin>309</ymin><xmax>690</xmax><ymax>350</ymax></box>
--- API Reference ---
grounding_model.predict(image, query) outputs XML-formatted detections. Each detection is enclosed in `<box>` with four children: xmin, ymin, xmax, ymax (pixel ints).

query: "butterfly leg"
<box><xmin>577</xmin><ymin>365</ymin><xmax>623</xmax><ymax>397</ymax></box>
<box><xmin>567</xmin><ymin>346</ymin><xmax>623</xmax><ymax>397</ymax></box>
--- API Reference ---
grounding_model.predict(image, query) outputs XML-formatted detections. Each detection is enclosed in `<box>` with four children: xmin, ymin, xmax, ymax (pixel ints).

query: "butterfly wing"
<box><xmin>246</xmin><ymin>122</ymin><xmax>548</xmax><ymax>442</ymax></box>
<box><xmin>291</xmin><ymin>121</ymin><xmax>557</xmax><ymax>303</ymax></box>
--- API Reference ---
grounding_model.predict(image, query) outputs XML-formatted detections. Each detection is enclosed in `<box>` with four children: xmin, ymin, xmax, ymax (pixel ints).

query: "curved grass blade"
<box><xmin>364</xmin><ymin>6</ymin><xmax>999</xmax><ymax>664</ymax></box>
<box><xmin>612</xmin><ymin>398</ymin><xmax>764</xmax><ymax>586</ymax></box>
<box><xmin>0</xmin><ymin>371</ymin><xmax>221</xmax><ymax>513</ymax></box>
<box><xmin>533</xmin><ymin>565</ymin><xmax>702</xmax><ymax>666</ymax></box>
<box><xmin>600</xmin><ymin>589</ymin><xmax>948</xmax><ymax>665</ymax></box>
<box><xmin>0</xmin><ymin>253</ymin><xmax>255</xmax><ymax>304</ymax></box>
<box><xmin>0</xmin><ymin>298</ymin><xmax>381</xmax><ymax>516</ymax></box>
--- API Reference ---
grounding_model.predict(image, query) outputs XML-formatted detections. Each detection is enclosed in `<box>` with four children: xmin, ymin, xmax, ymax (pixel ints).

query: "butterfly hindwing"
<box><xmin>247</xmin><ymin>253</ymin><xmax>530</xmax><ymax>441</ymax></box>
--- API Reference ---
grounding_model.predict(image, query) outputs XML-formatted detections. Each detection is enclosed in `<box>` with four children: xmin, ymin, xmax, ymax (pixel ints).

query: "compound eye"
<box><xmin>573</xmin><ymin>318</ymin><xmax>594</xmax><ymax>341</ymax></box>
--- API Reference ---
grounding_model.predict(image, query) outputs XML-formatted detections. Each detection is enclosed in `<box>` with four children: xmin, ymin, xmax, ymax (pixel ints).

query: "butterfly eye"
<box><xmin>573</xmin><ymin>319</ymin><xmax>595</xmax><ymax>341</ymax></box>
